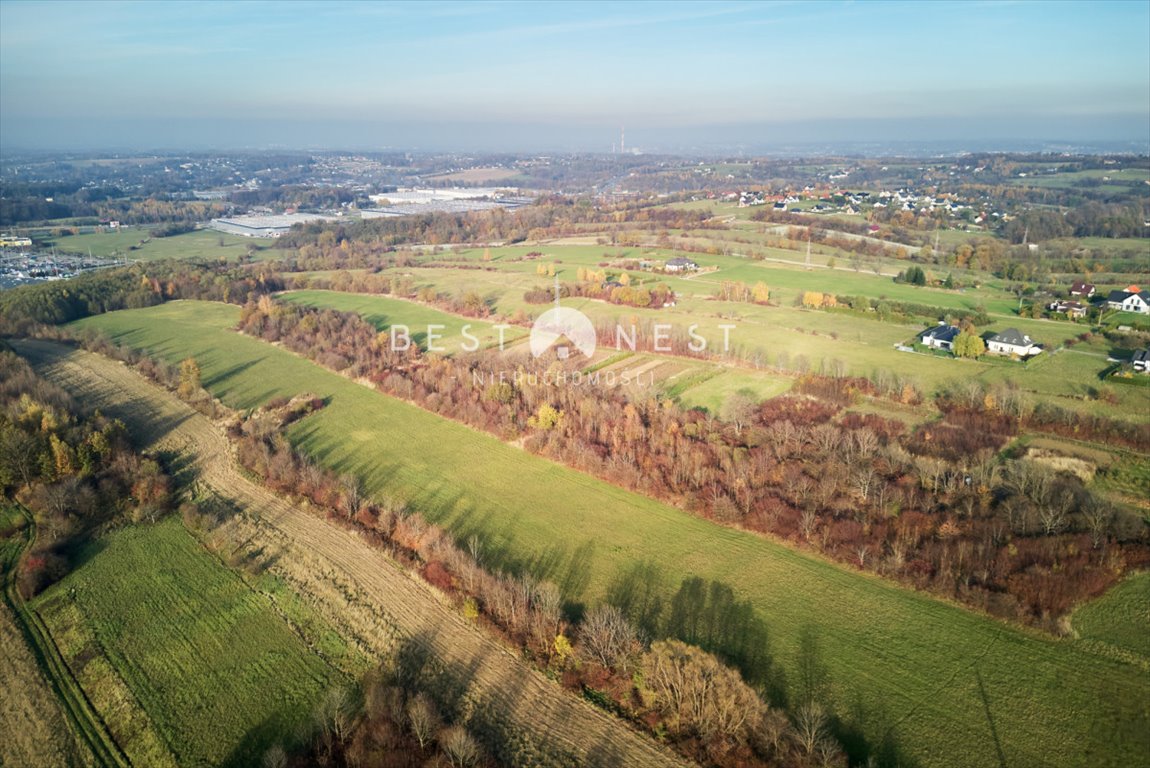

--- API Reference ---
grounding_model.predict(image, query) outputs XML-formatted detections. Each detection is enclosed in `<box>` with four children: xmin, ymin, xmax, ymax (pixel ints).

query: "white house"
<box><xmin>1106</xmin><ymin>287</ymin><xmax>1150</xmax><ymax>315</ymax></box>
<box><xmin>664</xmin><ymin>257</ymin><xmax>699</xmax><ymax>273</ymax></box>
<box><xmin>1047</xmin><ymin>300</ymin><xmax>1088</xmax><ymax>318</ymax></box>
<box><xmin>1133</xmin><ymin>349</ymin><xmax>1150</xmax><ymax>373</ymax></box>
<box><xmin>987</xmin><ymin>328</ymin><xmax>1041</xmax><ymax>357</ymax></box>
<box><xmin>921</xmin><ymin>324</ymin><xmax>960</xmax><ymax>350</ymax></box>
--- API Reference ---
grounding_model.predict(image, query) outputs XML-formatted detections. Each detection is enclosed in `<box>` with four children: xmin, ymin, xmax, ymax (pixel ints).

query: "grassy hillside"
<box><xmin>279</xmin><ymin>289</ymin><xmax>527</xmax><ymax>351</ymax></box>
<box><xmin>71</xmin><ymin>301</ymin><xmax>1150</xmax><ymax>768</ymax></box>
<box><xmin>33</xmin><ymin>517</ymin><xmax>345</xmax><ymax>767</ymax></box>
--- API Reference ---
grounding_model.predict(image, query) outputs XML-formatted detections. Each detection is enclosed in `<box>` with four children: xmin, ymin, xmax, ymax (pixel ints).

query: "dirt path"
<box><xmin>14</xmin><ymin>340</ymin><xmax>687</xmax><ymax>768</ymax></box>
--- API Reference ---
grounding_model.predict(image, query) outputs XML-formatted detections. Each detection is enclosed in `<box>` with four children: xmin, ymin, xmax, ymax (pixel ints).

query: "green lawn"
<box><xmin>33</xmin><ymin>518</ymin><xmax>345</xmax><ymax>767</ymax></box>
<box><xmin>70</xmin><ymin>301</ymin><xmax>1150</xmax><ymax>768</ymax></box>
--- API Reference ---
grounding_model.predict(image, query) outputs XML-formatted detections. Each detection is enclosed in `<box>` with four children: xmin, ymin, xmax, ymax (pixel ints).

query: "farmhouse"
<box><xmin>987</xmin><ymin>328</ymin><xmax>1041</xmax><ymax>357</ymax></box>
<box><xmin>1133</xmin><ymin>349</ymin><xmax>1150</xmax><ymax>373</ymax></box>
<box><xmin>920</xmin><ymin>323</ymin><xmax>960</xmax><ymax>350</ymax></box>
<box><xmin>1105</xmin><ymin>287</ymin><xmax>1150</xmax><ymax>314</ymax></box>
<box><xmin>1069</xmin><ymin>280</ymin><xmax>1096</xmax><ymax>298</ymax></box>
<box><xmin>664</xmin><ymin>257</ymin><xmax>699</xmax><ymax>273</ymax></box>
<box><xmin>1047</xmin><ymin>299</ymin><xmax>1088</xmax><ymax>318</ymax></box>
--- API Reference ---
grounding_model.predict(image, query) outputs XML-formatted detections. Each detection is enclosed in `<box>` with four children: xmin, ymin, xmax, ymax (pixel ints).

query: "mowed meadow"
<box><xmin>71</xmin><ymin>301</ymin><xmax>1150</xmax><ymax>768</ymax></box>
<box><xmin>33</xmin><ymin>516</ymin><xmax>348</xmax><ymax>767</ymax></box>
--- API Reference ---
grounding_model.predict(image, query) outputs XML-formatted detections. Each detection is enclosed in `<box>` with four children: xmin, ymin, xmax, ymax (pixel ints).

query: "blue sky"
<box><xmin>1</xmin><ymin>0</ymin><xmax>1148</xmax><ymax>151</ymax></box>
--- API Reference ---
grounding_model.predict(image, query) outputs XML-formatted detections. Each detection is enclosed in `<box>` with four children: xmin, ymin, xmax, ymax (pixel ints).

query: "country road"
<box><xmin>14</xmin><ymin>339</ymin><xmax>688</xmax><ymax>768</ymax></box>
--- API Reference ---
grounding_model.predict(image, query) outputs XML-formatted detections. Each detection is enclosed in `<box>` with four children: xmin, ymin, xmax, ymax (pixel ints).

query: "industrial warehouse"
<box><xmin>208</xmin><ymin>212</ymin><xmax>341</xmax><ymax>238</ymax></box>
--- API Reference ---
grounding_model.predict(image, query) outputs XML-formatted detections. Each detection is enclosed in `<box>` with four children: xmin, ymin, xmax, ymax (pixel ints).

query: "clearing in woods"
<box><xmin>15</xmin><ymin>339</ymin><xmax>687</xmax><ymax>768</ymax></box>
<box><xmin>64</xmin><ymin>302</ymin><xmax>1150</xmax><ymax>768</ymax></box>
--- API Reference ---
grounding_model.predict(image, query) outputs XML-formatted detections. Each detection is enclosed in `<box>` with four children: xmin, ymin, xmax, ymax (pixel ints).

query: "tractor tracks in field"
<box><xmin>13</xmin><ymin>339</ymin><xmax>688</xmax><ymax>768</ymax></box>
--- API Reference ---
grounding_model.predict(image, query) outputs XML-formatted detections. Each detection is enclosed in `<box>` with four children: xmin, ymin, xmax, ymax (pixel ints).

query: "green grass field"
<box><xmin>33</xmin><ymin>518</ymin><xmax>345</xmax><ymax>767</ymax></box>
<box><xmin>70</xmin><ymin>301</ymin><xmax>1150</xmax><ymax>768</ymax></box>
<box><xmin>47</xmin><ymin>228</ymin><xmax>288</xmax><ymax>262</ymax></box>
<box><xmin>279</xmin><ymin>289</ymin><xmax>527</xmax><ymax>351</ymax></box>
<box><xmin>1072</xmin><ymin>571</ymin><xmax>1150</xmax><ymax>663</ymax></box>
<box><xmin>674</xmin><ymin>367</ymin><xmax>794</xmax><ymax>412</ymax></box>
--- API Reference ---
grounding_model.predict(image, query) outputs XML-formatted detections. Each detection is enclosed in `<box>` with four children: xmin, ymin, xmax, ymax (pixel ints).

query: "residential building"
<box><xmin>987</xmin><ymin>328</ymin><xmax>1041</xmax><ymax>357</ymax></box>
<box><xmin>921</xmin><ymin>324</ymin><xmax>960</xmax><ymax>350</ymax></box>
<box><xmin>1105</xmin><ymin>287</ymin><xmax>1150</xmax><ymax>314</ymax></box>
<box><xmin>1069</xmin><ymin>280</ymin><xmax>1096</xmax><ymax>298</ymax></box>
<box><xmin>664</xmin><ymin>257</ymin><xmax>699</xmax><ymax>273</ymax></box>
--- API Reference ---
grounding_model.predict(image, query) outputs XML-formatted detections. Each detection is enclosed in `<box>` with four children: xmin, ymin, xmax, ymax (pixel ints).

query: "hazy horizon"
<box><xmin>2</xmin><ymin>0</ymin><xmax>1148</xmax><ymax>155</ymax></box>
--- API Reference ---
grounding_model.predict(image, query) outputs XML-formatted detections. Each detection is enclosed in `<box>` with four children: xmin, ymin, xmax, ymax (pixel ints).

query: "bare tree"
<box><xmin>341</xmin><ymin>473</ymin><xmax>363</xmax><ymax>518</ymax></box>
<box><xmin>1037</xmin><ymin>494</ymin><xmax>1070</xmax><ymax>536</ymax></box>
<box><xmin>722</xmin><ymin>392</ymin><xmax>757</xmax><ymax>435</ymax></box>
<box><xmin>640</xmin><ymin>639</ymin><xmax>764</xmax><ymax>743</ymax></box>
<box><xmin>793</xmin><ymin>701</ymin><xmax>830</xmax><ymax>756</ymax></box>
<box><xmin>579</xmin><ymin>604</ymin><xmax>641</xmax><ymax>670</ymax></box>
<box><xmin>466</xmin><ymin>533</ymin><xmax>483</xmax><ymax>565</ymax></box>
<box><xmin>439</xmin><ymin>725</ymin><xmax>482</xmax><ymax>768</ymax></box>
<box><xmin>406</xmin><ymin>692</ymin><xmax>439</xmax><ymax>750</ymax></box>
<box><xmin>853</xmin><ymin>427</ymin><xmax>879</xmax><ymax>459</ymax></box>
<box><xmin>800</xmin><ymin>508</ymin><xmax>819</xmax><ymax>542</ymax></box>
<box><xmin>1084</xmin><ymin>499</ymin><xmax>1114</xmax><ymax>549</ymax></box>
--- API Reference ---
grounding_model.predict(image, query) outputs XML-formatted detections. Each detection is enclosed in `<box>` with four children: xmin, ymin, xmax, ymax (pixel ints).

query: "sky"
<box><xmin>1</xmin><ymin>0</ymin><xmax>1148</xmax><ymax>153</ymax></box>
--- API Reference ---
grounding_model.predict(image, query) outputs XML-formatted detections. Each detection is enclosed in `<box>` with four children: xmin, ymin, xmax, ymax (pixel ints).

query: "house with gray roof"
<box><xmin>921</xmin><ymin>323</ymin><xmax>960</xmax><ymax>350</ymax></box>
<box><xmin>664</xmin><ymin>257</ymin><xmax>698</xmax><ymax>273</ymax></box>
<box><xmin>1106</xmin><ymin>287</ymin><xmax>1150</xmax><ymax>315</ymax></box>
<box><xmin>987</xmin><ymin>328</ymin><xmax>1041</xmax><ymax>357</ymax></box>
<box><xmin>1133</xmin><ymin>349</ymin><xmax>1150</xmax><ymax>373</ymax></box>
